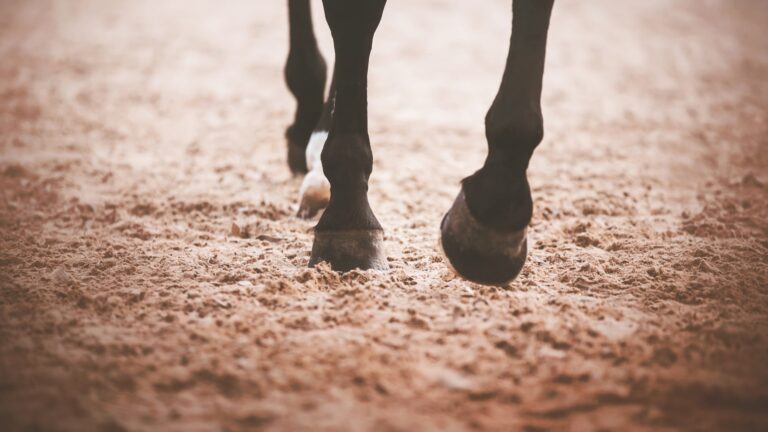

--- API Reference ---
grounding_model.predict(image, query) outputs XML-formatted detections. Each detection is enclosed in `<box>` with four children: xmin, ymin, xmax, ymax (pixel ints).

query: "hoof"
<box><xmin>297</xmin><ymin>131</ymin><xmax>330</xmax><ymax>219</ymax></box>
<box><xmin>309</xmin><ymin>229</ymin><xmax>388</xmax><ymax>272</ymax></box>
<box><xmin>440</xmin><ymin>190</ymin><xmax>527</xmax><ymax>285</ymax></box>
<box><xmin>297</xmin><ymin>170</ymin><xmax>330</xmax><ymax>219</ymax></box>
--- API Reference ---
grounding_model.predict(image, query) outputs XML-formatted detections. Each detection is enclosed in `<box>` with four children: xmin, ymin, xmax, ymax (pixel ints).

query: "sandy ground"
<box><xmin>1</xmin><ymin>0</ymin><xmax>767</xmax><ymax>431</ymax></box>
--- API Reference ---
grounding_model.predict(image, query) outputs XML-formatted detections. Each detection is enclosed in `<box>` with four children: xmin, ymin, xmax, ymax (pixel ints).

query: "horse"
<box><xmin>283</xmin><ymin>0</ymin><xmax>554</xmax><ymax>285</ymax></box>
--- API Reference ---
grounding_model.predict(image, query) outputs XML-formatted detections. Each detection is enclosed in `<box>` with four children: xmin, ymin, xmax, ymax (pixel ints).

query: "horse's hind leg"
<box><xmin>440</xmin><ymin>0</ymin><xmax>554</xmax><ymax>285</ymax></box>
<box><xmin>284</xmin><ymin>0</ymin><xmax>327</xmax><ymax>174</ymax></box>
<box><xmin>297</xmin><ymin>69</ymin><xmax>335</xmax><ymax>219</ymax></box>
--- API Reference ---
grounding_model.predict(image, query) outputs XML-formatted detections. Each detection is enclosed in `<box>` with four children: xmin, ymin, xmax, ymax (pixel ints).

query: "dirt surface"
<box><xmin>1</xmin><ymin>1</ymin><xmax>768</xmax><ymax>431</ymax></box>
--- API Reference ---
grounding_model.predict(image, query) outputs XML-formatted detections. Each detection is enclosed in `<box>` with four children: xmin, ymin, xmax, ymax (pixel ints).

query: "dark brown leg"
<box><xmin>308</xmin><ymin>0</ymin><xmax>388</xmax><ymax>271</ymax></box>
<box><xmin>441</xmin><ymin>0</ymin><xmax>554</xmax><ymax>285</ymax></box>
<box><xmin>284</xmin><ymin>0</ymin><xmax>327</xmax><ymax>174</ymax></box>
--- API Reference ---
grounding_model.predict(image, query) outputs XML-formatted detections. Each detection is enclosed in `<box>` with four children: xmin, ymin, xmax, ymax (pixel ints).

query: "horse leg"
<box><xmin>284</xmin><ymin>0</ymin><xmax>327</xmax><ymax>174</ymax></box>
<box><xmin>440</xmin><ymin>0</ymin><xmax>554</xmax><ymax>285</ymax></box>
<box><xmin>297</xmin><ymin>68</ymin><xmax>335</xmax><ymax>218</ymax></box>
<box><xmin>308</xmin><ymin>0</ymin><xmax>388</xmax><ymax>271</ymax></box>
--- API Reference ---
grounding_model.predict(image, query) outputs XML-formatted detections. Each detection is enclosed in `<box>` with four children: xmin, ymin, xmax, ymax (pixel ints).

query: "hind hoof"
<box><xmin>440</xmin><ymin>191</ymin><xmax>527</xmax><ymax>285</ymax></box>
<box><xmin>309</xmin><ymin>229</ymin><xmax>389</xmax><ymax>272</ymax></box>
<box><xmin>297</xmin><ymin>171</ymin><xmax>330</xmax><ymax>219</ymax></box>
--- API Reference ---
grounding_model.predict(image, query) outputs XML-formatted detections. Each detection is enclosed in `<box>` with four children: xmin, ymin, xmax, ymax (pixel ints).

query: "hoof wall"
<box><xmin>297</xmin><ymin>169</ymin><xmax>330</xmax><ymax>219</ymax></box>
<box><xmin>309</xmin><ymin>229</ymin><xmax>389</xmax><ymax>272</ymax></box>
<box><xmin>440</xmin><ymin>191</ymin><xmax>527</xmax><ymax>285</ymax></box>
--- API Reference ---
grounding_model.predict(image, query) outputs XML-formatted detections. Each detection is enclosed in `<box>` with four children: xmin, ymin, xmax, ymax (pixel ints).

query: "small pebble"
<box><xmin>51</xmin><ymin>267</ymin><xmax>74</xmax><ymax>285</ymax></box>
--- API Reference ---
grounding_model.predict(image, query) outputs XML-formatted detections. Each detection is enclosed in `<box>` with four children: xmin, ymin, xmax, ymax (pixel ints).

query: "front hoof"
<box><xmin>309</xmin><ymin>229</ymin><xmax>389</xmax><ymax>272</ymax></box>
<box><xmin>440</xmin><ymin>191</ymin><xmax>527</xmax><ymax>285</ymax></box>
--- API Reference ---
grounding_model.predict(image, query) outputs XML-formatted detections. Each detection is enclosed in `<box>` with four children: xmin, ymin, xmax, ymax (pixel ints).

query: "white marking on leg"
<box><xmin>298</xmin><ymin>131</ymin><xmax>331</xmax><ymax>218</ymax></box>
<box><xmin>305</xmin><ymin>131</ymin><xmax>328</xmax><ymax>172</ymax></box>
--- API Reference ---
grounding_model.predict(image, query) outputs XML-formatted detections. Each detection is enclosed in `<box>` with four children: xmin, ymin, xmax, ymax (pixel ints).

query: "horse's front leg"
<box><xmin>441</xmin><ymin>0</ymin><xmax>554</xmax><ymax>285</ymax></box>
<box><xmin>308</xmin><ymin>0</ymin><xmax>389</xmax><ymax>271</ymax></box>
